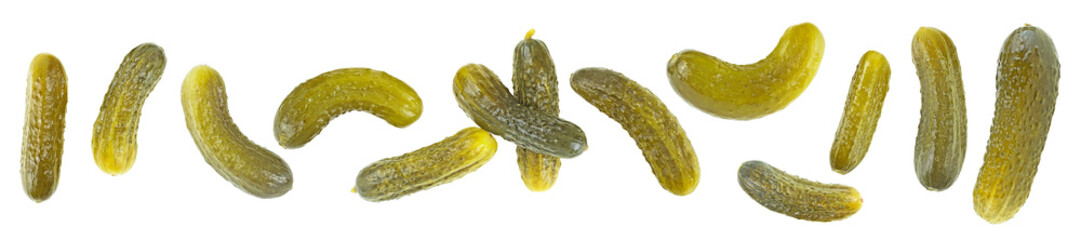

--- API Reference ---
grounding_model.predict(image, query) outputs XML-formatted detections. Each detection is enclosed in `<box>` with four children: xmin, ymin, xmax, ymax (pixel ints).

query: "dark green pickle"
<box><xmin>453</xmin><ymin>63</ymin><xmax>587</xmax><ymax>159</ymax></box>
<box><xmin>513</xmin><ymin>29</ymin><xmax>562</xmax><ymax>191</ymax></box>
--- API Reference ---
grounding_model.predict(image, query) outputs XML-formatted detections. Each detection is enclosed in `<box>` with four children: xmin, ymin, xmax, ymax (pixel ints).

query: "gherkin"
<box><xmin>92</xmin><ymin>43</ymin><xmax>167</xmax><ymax>175</ymax></box>
<box><xmin>571</xmin><ymin>68</ymin><xmax>699</xmax><ymax>196</ymax></box>
<box><xmin>974</xmin><ymin>24</ymin><xmax>1059</xmax><ymax>224</ymax></box>
<box><xmin>911</xmin><ymin>27</ymin><xmax>967</xmax><ymax>191</ymax></box>
<box><xmin>453</xmin><ymin>63</ymin><xmax>587</xmax><ymax>159</ymax></box>
<box><xmin>512</xmin><ymin>29</ymin><xmax>562</xmax><ymax>192</ymax></box>
<box><xmin>182</xmin><ymin>65</ymin><xmax>293</xmax><ymax>198</ymax></box>
<box><xmin>667</xmin><ymin>22</ymin><xmax>824</xmax><ymax>120</ymax></box>
<box><xmin>738</xmin><ymin>160</ymin><xmax>862</xmax><ymax>222</ymax></box>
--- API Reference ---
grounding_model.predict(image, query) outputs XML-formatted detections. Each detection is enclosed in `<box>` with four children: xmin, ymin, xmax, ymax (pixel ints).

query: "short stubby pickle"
<box><xmin>453</xmin><ymin>63</ymin><xmax>587</xmax><ymax>159</ymax></box>
<box><xmin>738</xmin><ymin>160</ymin><xmax>862</xmax><ymax>222</ymax></box>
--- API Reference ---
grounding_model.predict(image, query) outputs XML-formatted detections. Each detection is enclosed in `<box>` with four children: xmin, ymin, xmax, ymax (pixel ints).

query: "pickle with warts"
<box><xmin>92</xmin><ymin>43</ymin><xmax>167</xmax><ymax>175</ymax></box>
<box><xmin>22</xmin><ymin>53</ymin><xmax>68</xmax><ymax>203</ymax></box>
<box><xmin>274</xmin><ymin>68</ymin><xmax>422</xmax><ymax>149</ymax></box>
<box><xmin>667</xmin><ymin>22</ymin><xmax>824</xmax><ymax>120</ymax></box>
<box><xmin>356</xmin><ymin>127</ymin><xmax>497</xmax><ymax>202</ymax></box>
<box><xmin>571</xmin><ymin>68</ymin><xmax>699</xmax><ymax>196</ymax></box>
<box><xmin>182</xmin><ymin>65</ymin><xmax>292</xmax><ymax>198</ymax></box>
<box><xmin>738</xmin><ymin>160</ymin><xmax>862</xmax><ymax>222</ymax></box>
<box><xmin>453</xmin><ymin>63</ymin><xmax>586</xmax><ymax>159</ymax></box>
<box><xmin>974</xmin><ymin>25</ymin><xmax>1059</xmax><ymax>224</ymax></box>
<box><xmin>830</xmin><ymin>51</ymin><xmax>891</xmax><ymax>174</ymax></box>
<box><xmin>513</xmin><ymin>29</ymin><xmax>561</xmax><ymax>191</ymax></box>
<box><xmin>911</xmin><ymin>27</ymin><xmax>967</xmax><ymax>191</ymax></box>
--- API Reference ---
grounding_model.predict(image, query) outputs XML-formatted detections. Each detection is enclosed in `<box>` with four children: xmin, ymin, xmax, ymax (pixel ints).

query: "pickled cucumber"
<box><xmin>570</xmin><ymin>68</ymin><xmax>699</xmax><ymax>196</ymax></box>
<box><xmin>738</xmin><ymin>160</ymin><xmax>862</xmax><ymax>222</ymax></box>
<box><xmin>453</xmin><ymin>63</ymin><xmax>586</xmax><ymax>159</ymax></box>
<box><xmin>182</xmin><ymin>65</ymin><xmax>293</xmax><ymax>198</ymax></box>
<box><xmin>92</xmin><ymin>43</ymin><xmax>167</xmax><ymax>175</ymax></box>
<box><xmin>830</xmin><ymin>51</ymin><xmax>891</xmax><ymax>174</ymax></box>
<box><xmin>667</xmin><ymin>22</ymin><xmax>824</xmax><ymax>120</ymax></box>
<box><xmin>911</xmin><ymin>27</ymin><xmax>967</xmax><ymax>191</ymax></box>
<box><xmin>513</xmin><ymin>29</ymin><xmax>561</xmax><ymax>192</ymax></box>
<box><xmin>21</xmin><ymin>53</ymin><xmax>68</xmax><ymax>203</ymax></box>
<box><xmin>974</xmin><ymin>25</ymin><xmax>1059</xmax><ymax>224</ymax></box>
<box><xmin>274</xmin><ymin>68</ymin><xmax>422</xmax><ymax>148</ymax></box>
<box><xmin>356</xmin><ymin>127</ymin><xmax>497</xmax><ymax>202</ymax></box>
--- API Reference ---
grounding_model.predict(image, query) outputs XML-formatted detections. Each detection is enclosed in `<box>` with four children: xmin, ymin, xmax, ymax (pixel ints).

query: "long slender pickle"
<box><xmin>356</xmin><ymin>127</ymin><xmax>497</xmax><ymax>202</ymax></box>
<box><xmin>182</xmin><ymin>65</ymin><xmax>293</xmax><ymax>198</ymax></box>
<box><xmin>21</xmin><ymin>53</ymin><xmax>68</xmax><ymax>202</ymax></box>
<box><xmin>830</xmin><ymin>51</ymin><xmax>891</xmax><ymax>174</ymax></box>
<box><xmin>571</xmin><ymin>68</ymin><xmax>699</xmax><ymax>196</ymax></box>
<box><xmin>453</xmin><ymin>63</ymin><xmax>587</xmax><ymax>159</ymax></box>
<box><xmin>911</xmin><ymin>27</ymin><xmax>967</xmax><ymax>191</ymax></box>
<box><xmin>667</xmin><ymin>22</ymin><xmax>825</xmax><ymax>120</ymax></box>
<box><xmin>513</xmin><ymin>30</ymin><xmax>561</xmax><ymax>191</ymax></box>
<box><xmin>275</xmin><ymin>68</ymin><xmax>422</xmax><ymax>148</ymax></box>
<box><xmin>92</xmin><ymin>43</ymin><xmax>167</xmax><ymax>175</ymax></box>
<box><xmin>738</xmin><ymin>160</ymin><xmax>862</xmax><ymax>222</ymax></box>
<box><xmin>974</xmin><ymin>25</ymin><xmax>1059</xmax><ymax>224</ymax></box>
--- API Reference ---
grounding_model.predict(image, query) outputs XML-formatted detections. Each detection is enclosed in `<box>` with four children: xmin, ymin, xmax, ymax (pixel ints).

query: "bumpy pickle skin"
<box><xmin>667</xmin><ymin>22</ymin><xmax>825</xmax><ymax>120</ymax></box>
<box><xmin>182</xmin><ymin>65</ymin><xmax>293</xmax><ymax>198</ymax></box>
<box><xmin>911</xmin><ymin>27</ymin><xmax>967</xmax><ymax>191</ymax></box>
<box><xmin>738</xmin><ymin>160</ymin><xmax>862</xmax><ymax>222</ymax></box>
<box><xmin>453</xmin><ymin>63</ymin><xmax>587</xmax><ymax>159</ymax></box>
<box><xmin>974</xmin><ymin>25</ymin><xmax>1059</xmax><ymax>224</ymax></box>
<box><xmin>570</xmin><ymin>68</ymin><xmax>699</xmax><ymax>196</ymax></box>
<box><xmin>92</xmin><ymin>43</ymin><xmax>167</xmax><ymax>175</ymax></box>
<box><xmin>274</xmin><ymin>68</ymin><xmax>422</xmax><ymax>149</ymax></box>
<box><xmin>356</xmin><ymin>127</ymin><xmax>497</xmax><ymax>202</ymax></box>
<box><xmin>830</xmin><ymin>51</ymin><xmax>891</xmax><ymax>174</ymax></box>
<box><xmin>513</xmin><ymin>29</ymin><xmax>561</xmax><ymax>192</ymax></box>
<box><xmin>22</xmin><ymin>53</ymin><xmax>68</xmax><ymax>203</ymax></box>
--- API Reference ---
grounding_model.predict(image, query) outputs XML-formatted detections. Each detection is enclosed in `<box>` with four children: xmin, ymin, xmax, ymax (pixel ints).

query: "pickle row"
<box><xmin>18</xmin><ymin>24</ymin><xmax>1058</xmax><ymax>224</ymax></box>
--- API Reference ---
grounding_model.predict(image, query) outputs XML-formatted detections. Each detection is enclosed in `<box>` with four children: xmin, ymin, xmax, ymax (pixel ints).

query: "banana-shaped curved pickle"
<box><xmin>453</xmin><ymin>63</ymin><xmax>587</xmax><ymax>159</ymax></box>
<box><xmin>356</xmin><ymin>127</ymin><xmax>497</xmax><ymax>202</ymax></box>
<box><xmin>738</xmin><ymin>160</ymin><xmax>862</xmax><ymax>222</ymax></box>
<box><xmin>513</xmin><ymin>30</ymin><xmax>562</xmax><ymax>191</ymax></box>
<box><xmin>274</xmin><ymin>68</ymin><xmax>422</xmax><ymax>149</ymax></box>
<box><xmin>830</xmin><ymin>51</ymin><xmax>891</xmax><ymax>174</ymax></box>
<box><xmin>22</xmin><ymin>53</ymin><xmax>68</xmax><ymax>202</ymax></box>
<box><xmin>911</xmin><ymin>27</ymin><xmax>967</xmax><ymax>191</ymax></box>
<box><xmin>667</xmin><ymin>22</ymin><xmax>825</xmax><ymax>120</ymax></box>
<box><xmin>92</xmin><ymin>43</ymin><xmax>167</xmax><ymax>175</ymax></box>
<box><xmin>182</xmin><ymin>65</ymin><xmax>293</xmax><ymax>198</ymax></box>
<box><xmin>571</xmin><ymin>68</ymin><xmax>699</xmax><ymax>196</ymax></box>
<box><xmin>974</xmin><ymin>25</ymin><xmax>1059</xmax><ymax>224</ymax></box>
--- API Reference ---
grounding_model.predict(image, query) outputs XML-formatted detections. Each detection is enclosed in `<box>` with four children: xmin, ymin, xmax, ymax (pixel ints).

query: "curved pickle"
<box><xmin>830</xmin><ymin>51</ymin><xmax>891</xmax><ymax>174</ymax></box>
<box><xmin>974</xmin><ymin>25</ymin><xmax>1059</xmax><ymax>224</ymax></box>
<box><xmin>92</xmin><ymin>43</ymin><xmax>167</xmax><ymax>175</ymax></box>
<box><xmin>453</xmin><ymin>63</ymin><xmax>587</xmax><ymax>159</ymax></box>
<box><xmin>274</xmin><ymin>68</ymin><xmax>422</xmax><ymax>149</ymax></box>
<box><xmin>182</xmin><ymin>65</ymin><xmax>293</xmax><ymax>198</ymax></box>
<box><xmin>911</xmin><ymin>27</ymin><xmax>967</xmax><ymax>191</ymax></box>
<box><xmin>738</xmin><ymin>160</ymin><xmax>862</xmax><ymax>222</ymax></box>
<box><xmin>667</xmin><ymin>22</ymin><xmax>825</xmax><ymax>120</ymax></box>
<box><xmin>571</xmin><ymin>68</ymin><xmax>699</xmax><ymax>196</ymax></box>
<box><xmin>356</xmin><ymin>127</ymin><xmax>497</xmax><ymax>202</ymax></box>
<box><xmin>22</xmin><ymin>53</ymin><xmax>68</xmax><ymax>202</ymax></box>
<box><xmin>513</xmin><ymin>30</ymin><xmax>562</xmax><ymax>191</ymax></box>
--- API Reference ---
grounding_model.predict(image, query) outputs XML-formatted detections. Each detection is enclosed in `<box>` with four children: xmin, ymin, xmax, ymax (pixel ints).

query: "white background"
<box><xmin>1</xmin><ymin>0</ymin><xmax>1076</xmax><ymax>239</ymax></box>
